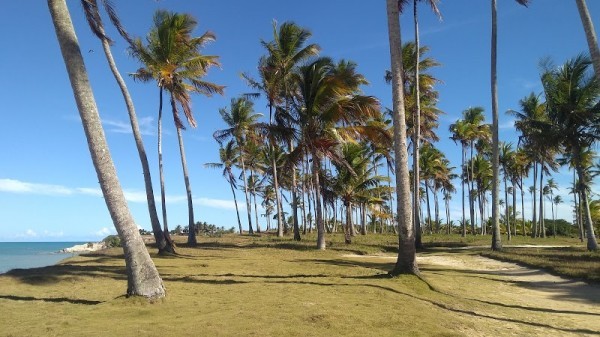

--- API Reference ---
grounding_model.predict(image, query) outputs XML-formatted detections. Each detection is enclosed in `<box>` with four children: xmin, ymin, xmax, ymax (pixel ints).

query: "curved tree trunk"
<box><xmin>97</xmin><ymin>26</ymin><xmax>173</xmax><ymax>254</ymax></box>
<box><xmin>490</xmin><ymin>0</ymin><xmax>502</xmax><ymax>250</ymax></box>
<box><xmin>386</xmin><ymin>0</ymin><xmax>418</xmax><ymax>275</ymax></box>
<box><xmin>48</xmin><ymin>0</ymin><xmax>165</xmax><ymax>298</ymax></box>
<box><xmin>575</xmin><ymin>0</ymin><xmax>600</xmax><ymax>78</ymax></box>
<box><xmin>170</xmin><ymin>96</ymin><xmax>196</xmax><ymax>246</ymax></box>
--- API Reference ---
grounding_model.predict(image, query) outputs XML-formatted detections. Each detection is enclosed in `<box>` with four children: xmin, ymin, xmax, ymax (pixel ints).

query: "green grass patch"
<box><xmin>479</xmin><ymin>246</ymin><xmax>600</xmax><ymax>283</ymax></box>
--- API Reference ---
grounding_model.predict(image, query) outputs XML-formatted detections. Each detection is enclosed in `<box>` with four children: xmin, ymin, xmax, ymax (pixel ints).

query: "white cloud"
<box><xmin>0</xmin><ymin>179</ymin><xmax>73</xmax><ymax>196</ymax></box>
<box><xmin>94</xmin><ymin>227</ymin><xmax>114</xmax><ymax>237</ymax></box>
<box><xmin>1</xmin><ymin>178</ymin><xmax>241</xmax><ymax>211</ymax></box>
<box><xmin>102</xmin><ymin>116</ymin><xmax>155</xmax><ymax>136</ymax></box>
<box><xmin>25</xmin><ymin>229</ymin><xmax>38</xmax><ymax>237</ymax></box>
<box><xmin>194</xmin><ymin>197</ymin><xmax>241</xmax><ymax>210</ymax></box>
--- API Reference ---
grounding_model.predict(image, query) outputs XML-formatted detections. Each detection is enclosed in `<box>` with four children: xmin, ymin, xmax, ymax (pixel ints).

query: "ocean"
<box><xmin>0</xmin><ymin>242</ymin><xmax>84</xmax><ymax>274</ymax></box>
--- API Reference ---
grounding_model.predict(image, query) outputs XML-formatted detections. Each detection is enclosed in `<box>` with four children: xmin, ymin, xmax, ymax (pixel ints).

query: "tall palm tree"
<box><xmin>500</xmin><ymin>142</ymin><xmax>515</xmax><ymax>240</ymax></box>
<box><xmin>248</xmin><ymin>21</ymin><xmax>320</xmax><ymax>239</ymax></box>
<box><xmin>575</xmin><ymin>0</ymin><xmax>600</xmax><ymax>78</ymax></box>
<box><xmin>541</xmin><ymin>55</ymin><xmax>600</xmax><ymax>251</ymax></box>
<box><xmin>546</xmin><ymin>178</ymin><xmax>558</xmax><ymax>237</ymax></box>
<box><xmin>490</xmin><ymin>0</ymin><xmax>530</xmax><ymax>250</ymax></box>
<box><xmin>408</xmin><ymin>0</ymin><xmax>441</xmax><ymax>250</ymax></box>
<box><xmin>214</xmin><ymin>97</ymin><xmax>263</xmax><ymax>235</ymax></box>
<box><xmin>290</xmin><ymin>57</ymin><xmax>381</xmax><ymax>249</ymax></box>
<box><xmin>386</xmin><ymin>0</ymin><xmax>418</xmax><ymax>275</ymax></box>
<box><xmin>131</xmin><ymin>10</ymin><xmax>224</xmax><ymax>246</ymax></box>
<box><xmin>552</xmin><ymin>195</ymin><xmax>563</xmax><ymax>237</ymax></box>
<box><xmin>205</xmin><ymin>141</ymin><xmax>243</xmax><ymax>234</ymax></box>
<box><xmin>450</xmin><ymin>119</ymin><xmax>470</xmax><ymax>236</ymax></box>
<box><xmin>48</xmin><ymin>0</ymin><xmax>165</xmax><ymax>298</ymax></box>
<box><xmin>80</xmin><ymin>0</ymin><xmax>174</xmax><ymax>254</ymax></box>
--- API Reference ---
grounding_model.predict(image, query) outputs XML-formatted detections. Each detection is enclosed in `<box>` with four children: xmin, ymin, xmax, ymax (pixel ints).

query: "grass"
<box><xmin>479</xmin><ymin>247</ymin><xmax>600</xmax><ymax>283</ymax></box>
<box><xmin>0</xmin><ymin>233</ymin><xmax>598</xmax><ymax>336</ymax></box>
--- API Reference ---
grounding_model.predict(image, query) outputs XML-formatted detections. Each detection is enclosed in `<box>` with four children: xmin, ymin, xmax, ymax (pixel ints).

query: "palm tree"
<box><xmin>291</xmin><ymin>57</ymin><xmax>381</xmax><ymax>249</ymax></box>
<box><xmin>500</xmin><ymin>142</ymin><xmax>515</xmax><ymax>240</ymax></box>
<box><xmin>490</xmin><ymin>0</ymin><xmax>530</xmax><ymax>250</ymax></box>
<box><xmin>131</xmin><ymin>10</ymin><xmax>224</xmax><ymax>246</ymax></box>
<box><xmin>553</xmin><ymin>195</ymin><xmax>563</xmax><ymax>237</ymax></box>
<box><xmin>575</xmin><ymin>0</ymin><xmax>600</xmax><ymax>78</ymax></box>
<box><xmin>214</xmin><ymin>97</ymin><xmax>263</xmax><ymax>235</ymax></box>
<box><xmin>48</xmin><ymin>0</ymin><xmax>165</xmax><ymax>298</ymax></box>
<box><xmin>409</xmin><ymin>0</ymin><xmax>441</xmax><ymax>251</ymax></box>
<box><xmin>80</xmin><ymin>0</ymin><xmax>174</xmax><ymax>254</ymax></box>
<box><xmin>541</xmin><ymin>55</ymin><xmax>600</xmax><ymax>251</ymax></box>
<box><xmin>546</xmin><ymin>178</ymin><xmax>558</xmax><ymax>237</ymax></box>
<box><xmin>332</xmin><ymin>143</ymin><xmax>388</xmax><ymax>243</ymax></box>
<box><xmin>248</xmin><ymin>21</ymin><xmax>320</xmax><ymax>239</ymax></box>
<box><xmin>205</xmin><ymin>140</ymin><xmax>243</xmax><ymax>234</ymax></box>
<box><xmin>386</xmin><ymin>0</ymin><xmax>418</xmax><ymax>275</ymax></box>
<box><xmin>450</xmin><ymin>119</ymin><xmax>470</xmax><ymax>236</ymax></box>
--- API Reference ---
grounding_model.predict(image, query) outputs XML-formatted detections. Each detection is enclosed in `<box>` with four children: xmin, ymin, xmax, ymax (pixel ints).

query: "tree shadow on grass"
<box><xmin>260</xmin><ymin>278</ymin><xmax>600</xmax><ymax>336</ymax></box>
<box><xmin>4</xmin><ymin>264</ymin><xmax>127</xmax><ymax>285</ymax></box>
<box><xmin>0</xmin><ymin>294</ymin><xmax>101</xmax><ymax>305</ymax></box>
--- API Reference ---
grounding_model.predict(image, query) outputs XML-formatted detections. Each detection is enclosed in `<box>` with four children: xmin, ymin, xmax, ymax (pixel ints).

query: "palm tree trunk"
<box><xmin>301</xmin><ymin>164</ymin><xmax>308</xmax><ymax>235</ymax></box>
<box><xmin>344</xmin><ymin>201</ymin><xmax>352</xmax><ymax>244</ymax></box>
<box><xmin>512</xmin><ymin>181</ymin><xmax>517</xmax><ymax>236</ymax></box>
<box><xmin>539</xmin><ymin>166</ymin><xmax>545</xmax><ymax>238</ymax></box>
<box><xmin>269</xmin><ymin>105</ymin><xmax>284</xmax><ymax>238</ymax></box>
<box><xmin>551</xmin><ymin>191</ymin><xmax>556</xmax><ymax>238</ymax></box>
<box><xmin>229</xmin><ymin>178</ymin><xmax>243</xmax><ymax>234</ymax></box>
<box><xmin>386</xmin><ymin>0</ymin><xmax>418</xmax><ymax>275</ymax></box>
<box><xmin>425</xmin><ymin>182</ymin><xmax>432</xmax><ymax>234</ymax></box>
<box><xmin>48</xmin><ymin>0</ymin><xmax>165</xmax><ymax>298</ymax></box>
<box><xmin>575</xmin><ymin>0</ymin><xmax>600</xmax><ymax>78</ymax></box>
<box><xmin>461</xmin><ymin>146</ymin><xmax>467</xmax><ymax>236</ymax></box>
<box><xmin>290</xmin><ymin>144</ymin><xmax>301</xmax><ymax>241</ymax></box>
<box><xmin>504</xmin><ymin>175</ymin><xmax>511</xmax><ymax>240</ymax></box>
<box><xmin>520</xmin><ymin>177</ymin><xmax>526</xmax><ymax>236</ymax></box>
<box><xmin>97</xmin><ymin>28</ymin><xmax>172</xmax><ymax>254</ymax></box>
<box><xmin>531</xmin><ymin>162</ymin><xmax>538</xmax><ymax>238</ymax></box>
<box><xmin>413</xmin><ymin>0</ymin><xmax>423</xmax><ymax>250</ymax></box>
<box><xmin>576</xmin><ymin>166</ymin><xmax>599</xmax><ymax>251</ymax></box>
<box><xmin>158</xmin><ymin>88</ymin><xmax>172</xmax><ymax>245</ymax></box>
<box><xmin>469</xmin><ymin>144</ymin><xmax>476</xmax><ymax>235</ymax></box>
<box><xmin>490</xmin><ymin>0</ymin><xmax>502</xmax><ymax>250</ymax></box>
<box><xmin>239</xmin><ymin>147</ymin><xmax>254</xmax><ymax>235</ymax></box>
<box><xmin>312</xmin><ymin>151</ymin><xmax>326</xmax><ymax>250</ymax></box>
<box><xmin>574</xmin><ymin>171</ymin><xmax>584</xmax><ymax>242</ymax></box>
<box><xmin>173</xmin><ymin>122</ymin><xmax>196</xmax><ymax>246</ymax></box>
<box><xmin>434</xmin><ymin>187</ymin><xmax>440</xmax><ymax>233</ymax></box>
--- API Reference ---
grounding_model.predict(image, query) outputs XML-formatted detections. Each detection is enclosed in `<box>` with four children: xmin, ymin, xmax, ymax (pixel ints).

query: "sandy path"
<box><xmin>344</xmin><ymin>252</ymin><xmax>600</xmax><ymax>336</ymax></box>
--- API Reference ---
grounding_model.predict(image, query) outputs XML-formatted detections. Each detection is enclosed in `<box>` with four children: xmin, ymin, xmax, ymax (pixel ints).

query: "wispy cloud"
<box><xmin>0</xmin><ymin>178</ymin><xmax>239</xmax><ymax>211</ymax></box>
<box><xmin>94</xmin><ymin>227</ymin><xmax>114</xmax><ymax>237</ymax></box>
<box><xmin>102</xmin><ymin>116</ymin><xmax>155</xmax><ymax>136</ymax></box>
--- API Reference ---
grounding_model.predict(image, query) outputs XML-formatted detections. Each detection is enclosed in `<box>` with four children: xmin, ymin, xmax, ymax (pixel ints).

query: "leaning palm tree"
<box><xmin>131</xmin><ymin>10</ymin><xmax>224</xmax><ymax>246</ymax></box>
<box><xmin>541</xmin><ymin>55</ymin><xmax>600</xmax><ymax>251</ymax></box>
<box><xmin>575</xmin><ymin>0</ymin><xmax>600</xmax><ymax>78</ymax></box>
<box><xmin>80</xmin><ymin>0</ymin><xmax>174</xmax><ymax>254</ymax></box>
<box><xmin>204</xmin><ymin>140</ymin><xmax>243</xmax><ymax>234</ymax></box>
<box><xmin>490</xmin><ymin>0</ymin><xmax>530</xmax><ymax>250</ymax></box>
<box><xmin>386</xmin><ymin>0</ymin><xmax>418</xmax><ymax>275</ymax></box>
<box><xmin>48</xmin><ymin>0</ymin><xmax>165</xmax><ymax>298</ymax></box>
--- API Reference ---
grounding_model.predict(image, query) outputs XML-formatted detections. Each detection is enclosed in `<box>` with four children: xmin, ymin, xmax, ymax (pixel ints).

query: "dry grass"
<box><xmin>0</xmin><ymin>233</ymin><xmax>598</xmax><ymax>336</ymax></box>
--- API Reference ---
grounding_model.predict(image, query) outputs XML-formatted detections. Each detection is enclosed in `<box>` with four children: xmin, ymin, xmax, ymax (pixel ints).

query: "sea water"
<box><xmin>0</xmin><ymin>242</ymin><xmax>84</xmax><ymax>274</ymax></box>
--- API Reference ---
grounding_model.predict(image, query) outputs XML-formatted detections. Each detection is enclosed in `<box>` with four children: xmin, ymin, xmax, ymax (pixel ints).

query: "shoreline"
<box><xmin>58</xmin><ymin>242</ymin><xmax>107</xmax><ymax>253</ymax></box>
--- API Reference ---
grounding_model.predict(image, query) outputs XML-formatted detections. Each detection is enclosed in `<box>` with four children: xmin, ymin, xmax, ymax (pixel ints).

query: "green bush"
<box><xmin>102</xmin><ymin>235</ymin><xmax>122</xmax><ymax>248</ymax></box>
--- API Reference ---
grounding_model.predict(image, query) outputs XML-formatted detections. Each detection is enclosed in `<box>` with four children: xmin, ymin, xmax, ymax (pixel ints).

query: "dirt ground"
<box><xmin>344</xmin><ymin>252</ymin><xmax>600</xmax><ymax>336</ymax></box>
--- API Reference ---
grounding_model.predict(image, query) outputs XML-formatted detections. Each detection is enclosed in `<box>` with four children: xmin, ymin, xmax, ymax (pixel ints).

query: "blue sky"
<box><xmin>0</xmin><ymin>0</ymin><xmax>598</xmax><ymax>241</ymax></box>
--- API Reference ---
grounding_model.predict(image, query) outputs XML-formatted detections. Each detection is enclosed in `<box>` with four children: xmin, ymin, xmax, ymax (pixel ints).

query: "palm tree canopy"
<box><xmin>130</xmin><ymin>10</ymin><xmax>224</xmax><ymax>128</ymax></box>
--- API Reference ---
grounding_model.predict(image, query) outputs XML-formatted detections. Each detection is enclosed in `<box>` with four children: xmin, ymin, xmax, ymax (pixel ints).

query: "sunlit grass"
<box><xmin>0</xmin><ymin>233</ymin><xmax>597</xmax><ymax>336</ymax></box>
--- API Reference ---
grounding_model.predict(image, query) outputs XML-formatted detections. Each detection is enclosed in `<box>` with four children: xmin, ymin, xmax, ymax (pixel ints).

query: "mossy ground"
<box><xmin>0</xmin><ymin>233</ymin><xmax>598</xmax><ymax>336</ymax></box>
